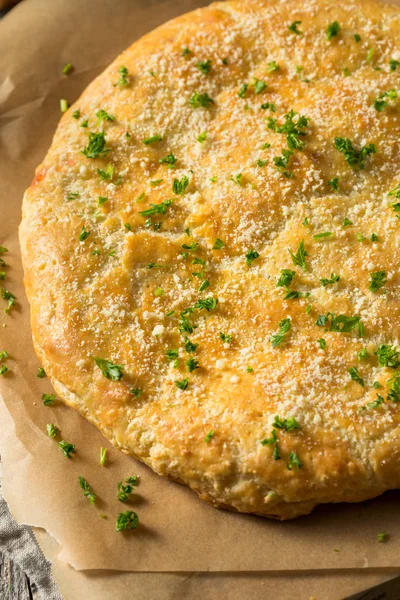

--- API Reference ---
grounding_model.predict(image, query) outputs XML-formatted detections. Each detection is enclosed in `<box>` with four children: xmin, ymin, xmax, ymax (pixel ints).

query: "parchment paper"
<box><xmin>32</xmin><ymin>526</ymin><xmax>400</xmax><ymax>600</ymax></box>
<box><xmin>1</xmin><ymin>0</ymin><xmax>400</xmax><ymax>575</ymax></box>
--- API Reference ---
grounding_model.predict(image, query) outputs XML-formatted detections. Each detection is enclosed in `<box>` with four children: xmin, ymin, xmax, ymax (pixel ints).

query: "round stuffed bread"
<box><xmin>20</xmin><ymin>0</ymin><xmax>400</xmax><ymax>519</ymax></box>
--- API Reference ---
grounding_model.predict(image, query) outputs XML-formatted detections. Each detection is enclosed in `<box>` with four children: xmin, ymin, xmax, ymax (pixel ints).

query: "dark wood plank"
<box><xmin>0</xmin><ymin>552</ymin><xmax>32</xmax><ymax>600</ymax></box>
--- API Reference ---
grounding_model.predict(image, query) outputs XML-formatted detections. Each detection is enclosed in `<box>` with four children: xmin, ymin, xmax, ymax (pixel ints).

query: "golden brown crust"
<box><xmin>20</xmin><ymin>0</ymin><xmax>400</xmax><ymax>519</ymax></box>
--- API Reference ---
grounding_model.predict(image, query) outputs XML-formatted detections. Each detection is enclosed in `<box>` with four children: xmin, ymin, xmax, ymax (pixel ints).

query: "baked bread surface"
<box><xmin>20</xmin><ymin>0</ymin><xmax>400</xmax><ymax>519</ymax></box>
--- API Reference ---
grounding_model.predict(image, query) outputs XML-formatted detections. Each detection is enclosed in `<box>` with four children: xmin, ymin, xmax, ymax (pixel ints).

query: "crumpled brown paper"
<box><xmin>1</xmin><ymin>0</ymin><xmax>400</xmax><ymax>577</ymax></box>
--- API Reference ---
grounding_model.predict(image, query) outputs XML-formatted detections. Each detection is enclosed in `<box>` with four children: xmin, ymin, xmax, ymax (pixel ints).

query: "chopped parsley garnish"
<box><xmin>273</xmin><ymin>415</ymin><xmax>301</xmax><ymax>431</ymax></box>
<box><xmin>374</xmin><ymin>89</ymin><xmax>397</xmax><ymax>112</ymax></box>
<box><xmin>96</xmin><ymin>109</ymin><xmax>115</xmax><ymax>123</ymax></box>
<box><xmin>288</xmin><ymin>21</ymin><xmax>302</xmax><ymax>35</ymax></box>
<box><xmin>60</xmin><ymin>99</ymin><xmax>69</xmax><ymax>113</ymax></box>
<box><xmin>348</xmin><ymin>366</ymin><xmax>364</xmax><ymax>387</ymax></box>
<box><xmin>62</xmin><ymin>63</ymin><xmax>73</xmax><ymax>75</ymax></box>
<box><xmin>182</xmin><ymin>242</ymin><xmax>200</xmax><ymax>251</ymax></box>
<box><xmin>390</xmin><ymin>59</ymin><xmax>400</xmax><ymax>71</ymax></box>
<box><xmin>184</xmin><ymin>337</ymin><xmax>198</xmax><ymax>353</ymax></box>
<box><xmin>289</xmin><ymin>239</ymin><xmax>307</xmax><ymax>271</ymax></box>
<box><xmin>172</xmin><ymin>176</ymin><xmax>189</xmax><ymax>195</ymax></box>
<box><xmin>371</xmin><ymin>233</ymin><xmax>379</xmax><ymax>242</ymax></box>
<box><xmin>139</xmin><ymin>199</ymin><xmax>173</xmax><ymax>217</ymax></box>
<box><xmin>194</xmin><ymin>297</ymin><xmax>218</xmax><ymax>311</ymax></box>
<box><xmin>204</xmin><ymin>430</ymin><xmax>214</xmax><ymax>443</ymax></box>
<box><xmin>268</xmin><ymin>110</ymin><xmax>309</xmax><ymax>150</ymax></box>
<box><xmin>175</xmin><ymin>378</ymin><xmax>189</xmax><ymax>390</ymax></box>
<box><xmin>357</xmin><ymin>348</ymin><xmax>369</xmax><ymax>361</ymax></box>
<box><xmin>316</xmin><ymin>313</ymin><xmax>364</xmax><ymax>336</ymax></box>
<box><xmin>245</xmin><ymin>249</ymin><xmax>260</xmax><ymax>266</ymax></box>
<box><xmin>150</xmin><ymin>179</ymin><xmax>163</xmax><ymax>187</ymax></box>
<box><xmin>328</xmin><ymin>177</ymin><xmax>339</xmax><ymax>191</ymax></box>
<box><xmin>367</xmin><ymin>48</ymin><xmax>375</xmax><ymax>62</ymax></box>
<box><xmin>0</xmin><ymin>365</ymin><xmax>8</xmax><ymax>375</ymax></box>
<box><xmin>326</xmin><ymin>21</ymin><xmax>340</xmax><ymax>40</ymax></box>
<box><xmin>42</xmin><ymin>393</ymin><xmax>56</xmax><ymax>406</ymax></box>
<box><xmin>320</xmin><ymin>273</ymin><xmax>340</xmax><ymax>287</ymax></box>
<box><xmin>261</xmin><ymin>102</ymin><xmax>276</xmax><ymax>111</ymax></box>
<box><xmin>296</xmin><ymin>65</ymin><xmax>310</xmax><ymax>82</ymax></box>
<box><xmin>313</xmin><ymin>232</ymin><xmax>332</xmax><ymax>240</ymax></box>
<box><xmin>284</xmin><ymin>290</ymin><xmax>303</xmax><ymax>300</ymax></box>
<box><xmin>334</xmin><ymin>137</ymin><xmax>376</xmax><ymax>169</ymax></box>
<box><xmin>267</xmin><ymin>61</ymin><xmax>280</xmax><ymax>72</ymax></box>
<box><xmin>59</xmin><ymin>440</ymin><xmax>76</xmax><ymax>458</ymax></box>
<box><xmin>273</xmin><ymin>445</ymin><xmax>282</xmax><ymax>460</ymax></box>
<box><xmin>81</xmin><ymin>119</ymin><xmax>89</xmax><ymax>128</ymax></box>
<box><xmin>79</xmin><ymin>476</ymin><xmax>96</xmax><ymax>503</ymax></box>
<box><xmin>261</xmin><ymin>429</ymin><xmax>277</xmax><ymax>446</ymax></box>
<box><xmin>97</xmin><ymin>164</ymin><xmax>114</xmax><ymax>181</ymax></box>
<box><xmin>81</xmin><ymin>132</ymin><xmax>110</xmax><ymax>159</ymax></box>
<box><xmin>159</xmin><ymin>153</ymin><xmax>177</xmax><ymax>167</ymax></box>
<box><xmin>1</xmin><ymin>288</ymin><xmax>16</xmax><ymax>314</ymax></box>
<box><xmin>94</xmin><ymin>358</ymin><xmax>124</xmax><ymax>380</ymax></box>
<box><xmin>98</xmin><ymin>196</ymin><xmax>108</xmax><ymax>206</ymax></box>
<box><xmin>343</xmin><ymin>67</ymin><xmax>351</xmax><ymax>77</ymax></box>
<box><xmin>130</xmin><ymin>388</ymin><xmax>142</xmax><ymax>397</ymax></box>
<box><xmin>190</xmin><ymin>92</ymin><xmax>215</xmax><ymax>108</ymax></box>
<box><xmin>231</xmin><ymin>173</ymin><xmax>243</xmax><ymax>186</ymax></box>
<box><xmin>387</xmin><ymin>373</ymin><xmax>400</xmax><ymax>402</ymax></box>
<box><xmin>343</xmin><ymin>217</ymin><xmax>353</xmax><ymax>227</ymax></box>
<box><xmin>116</xmin><ymin>511</ymin><xmax>139</xmax><ymax>532</ymax></box>
<box><xmin>256</xmin><ymin>159</ymin><xmax>268</xmax><ymax>167</ymax></box>
<box><xmin>135</xmin><ymin>192</ymin><xmax>146</xmax><ymax>204</ymax></box>
<box><xmin>199</xmin><ymin>280</ymin><xmax>210</xmax><ymax>292</ymax></box>
<box><xmin>124</xmin><ymin>223</ymin><xmax>132</xmax><ymax>231</ymax></box>
<box><xmin>238</xmin><ymin>83</ymin><xmax>248</xmax><ymax>98</ymax></box>
<box><xmin>37</xmin><ymin>367</ymin><xmax>47</xmax><ymax>378</ymax></box>
<box><xmin>375</xmin><ymin>344</ymin><xmax>399</xmax><ymax>368</ymax></box>
<box><xmin>357</xmin><ymin>233</ymin><xmax>366</xmax><ymax>242</ymax></box>
<box><xmin>360</xmin><ymin>395</ymin><xmax>384</xmax><ymax>411</ymax></box>
<box><xmin>270</xmin><ymin>318</ymin><xmax>291</xmax><ymax>347</ymax></box>
<box><xmin>391</xmin><ymin>202</ymin><xmax>400</xmax><ymax>218</ymax></box>
<box><xmin>277</xmin><ymin>269</ymin><xmax>296</xmax><ymax>288</ymax></box>
<box><xmin>354</xmin><ymin>33</ymin><xmax>361</xmax><ymax>43</ymax></box>
<box><xmin>197</xmin><ymin>59</ymin><xmax>211</xmax><ymax>74</ymax></box>
<box><xmin>197</xmin><ymin>131</ymin><xmax>207</xmax><ymax>143</ymax></box>
<box><xmin>212</xmin><ymin>238</ymin><xmax>225</xmax><ymax>250</ymax></box>
<box><xmin>46</xmin><ymin>424</ymin><xmax>59</xmax><ymax>438</ymax></box>
<box><xmin>117</xmin><ymin>476</ymin><xmax>138</xmax><ymax>502</ymax></box>
<box><xmin>79</xmin><ymin>226</ymin><xmax>91</xmax><ymax>241</ymax></box>
<box><xmin>377</xmin><ymin>532</ymin><xmax>389</xmax><ymax>543</ymax></box>
<box><xmin>186</xmin><ymin>357</ymin><xmax>200</xmax><ymax>372</ymax></box>
<box><xmin>114</xmin><ymin>66</ymin><xmax>129</xmax><ymax>87</ymax></box>
<box><xmin>287</xmin><ymin>451</ymin><xmax>302</xmax><ymax>470</ymax></box>
<box><xmin>0</xmin><ymin>350</ymin><xmax>8</xmax><ymax>361</ymax></box>
<box><xmin>273</xmin><ymin>149</ymin><xmax>293</xmax><ymax>177</ymax></box>
<box><xmin>369</xmin><ymin>270</ymin><xmax>387</xmax><ymax>293</ymax></box>
<box><xmin>219</xmin><ymin>332</ymin><xmax>232</xmax><ymax>344</ymax></box>
<box><xmin>142</xmin><ymin>134</ymin><xmax>163</xmax><ymax>145</ymax></box>
<box><xmin>254</xmin><ymin>78</ymin><xmax>267</xmax><ymax>94</ymax></box>
<box><xmin>182</xmin><ymin>47</ymin><xmax>191</xmax><ymax>57</ymax></box>
<box><xmin>67</xmin><ymin>191</ymin><xmax>80</xmax><ymax>201</ymax></box>
<box><xmin>318</xmin><ymin>338</ymin><xmax>326</xmax><ymax>350</ymax></box>
<box><xmin>100</xmin><ymin>447</ymin><xmax>108</xmax><ymax>466</ymax></box>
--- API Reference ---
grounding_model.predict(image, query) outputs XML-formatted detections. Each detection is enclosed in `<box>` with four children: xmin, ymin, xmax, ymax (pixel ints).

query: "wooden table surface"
<box><xmin>0</xmin><ymin>552</ymin><xmax>38</xmax><ymax>600</ymax></box>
